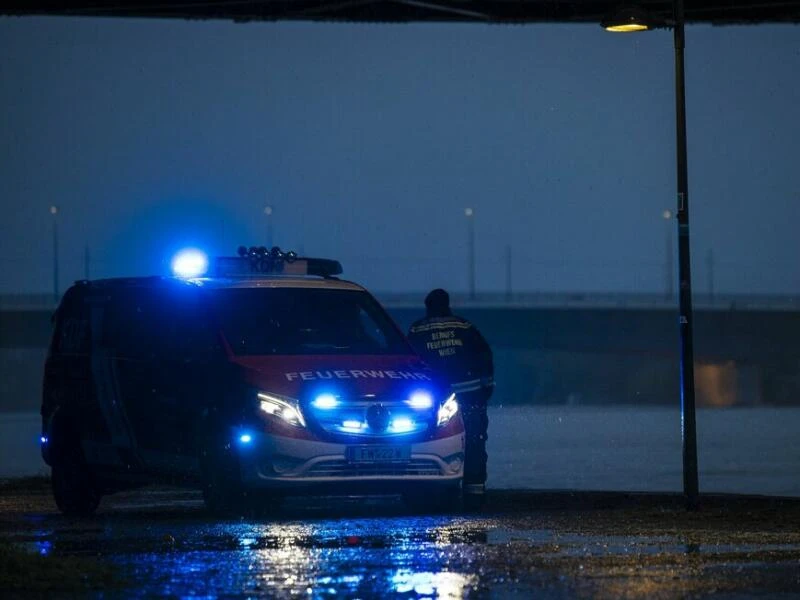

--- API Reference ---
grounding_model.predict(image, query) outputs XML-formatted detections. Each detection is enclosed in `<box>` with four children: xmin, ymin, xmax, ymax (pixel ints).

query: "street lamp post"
<box><xmin>264</xmin><ymin>205</ymin><xmax>274</xmax><ymax>248</ymax></box>
<box><xmin>465</xmin><ymin>208</ymin><xmax>475</xmax><ymax>300</ymax></box>
<box><xmin>663</xmin><ymin>210</ymin><xmax>674</xmax><ymax>298</ymax></box>
<box><xmin>672</xmin><ymin>0</ymin><xmax>699</xmax><ymax>508</ymax></box>
<box><xmin>604</xmin><ymin>0</ymin><xmax>699</xmax><ymax>507</ymax></box>
<box><xmin>50</xmin><ymin>205</ymin><xmax>59</xmax><ymax>303</ymax></box>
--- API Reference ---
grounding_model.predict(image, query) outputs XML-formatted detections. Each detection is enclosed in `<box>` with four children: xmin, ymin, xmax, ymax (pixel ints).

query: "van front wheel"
<box><xmin>202</xmin><ymin>445</ymin><xmax>247</xmax><ymax>517</ymax></box>
<box><xmin>51</xmin><ymin>435</ymin><xmax>101</xmax><ymax>516</ymax></box>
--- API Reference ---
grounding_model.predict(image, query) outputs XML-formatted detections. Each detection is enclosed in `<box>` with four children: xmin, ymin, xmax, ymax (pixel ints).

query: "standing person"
<box><xmin>407</xmin><ymin>288</ymin><xmax>494</xmax><ymax>508</ymax></box>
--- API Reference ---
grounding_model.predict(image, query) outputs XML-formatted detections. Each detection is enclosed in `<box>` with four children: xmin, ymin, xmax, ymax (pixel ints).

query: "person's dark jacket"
<box><xmin>407</xmin><ymin>314</ymin><xmax>493</xmax><ymax>393</ymax></box>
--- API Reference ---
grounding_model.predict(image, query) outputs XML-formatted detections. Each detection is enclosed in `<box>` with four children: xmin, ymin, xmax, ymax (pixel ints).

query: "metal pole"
<box><xmin>674</xmin><ymin>0</ymin><xmax>699</xmax><ymax>508</ymax></box>
<box><xmin>665</xmin><ymin>212</ymin><xmax>674</xmax><ymax>299</ymax></box>
<box><xmin>505</xmin><ymin>245</ymin><xmax>512</xmax><ymax>301</ymax></box>
<box><xmin>707</xmin><ymin>248</ymin><xmax>715</xmax><ymax>304</ymax></box>
<box><xmin>264</xmin><ymin>205</ymin><xmax>274</xmax><ymax>249</ymax></box>
<box><xmin>466</xmin><ymin>208</ymin><xmax>475</xmax><ymax>300</ymax></box>
<box><xmin>51</xmin><ymin>206</ymin><xmax>59</xmax><ymax>303</ymax></box>
<box><xmin>84</xmin><ymin>244</ymin><xmax>90</xmax><ymax>280</ymax></box>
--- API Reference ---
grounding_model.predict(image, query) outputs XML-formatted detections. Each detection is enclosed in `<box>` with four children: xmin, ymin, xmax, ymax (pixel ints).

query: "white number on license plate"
<box><xmin>347</xmin><ymin>446</ymin><xmax>411</xmax><ymax>463</ymax></box>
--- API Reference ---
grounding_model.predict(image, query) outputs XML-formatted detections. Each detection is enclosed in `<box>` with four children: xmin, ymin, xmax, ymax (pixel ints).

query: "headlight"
<box><xmin>437</xmin><ymin>393</ymin><xmax>459</xmax><ymax>427</ymax></box>
<box><xmin>258</xmin><ymin>392</ymin><xmax>306</xmax><ymax>428</ymax></box>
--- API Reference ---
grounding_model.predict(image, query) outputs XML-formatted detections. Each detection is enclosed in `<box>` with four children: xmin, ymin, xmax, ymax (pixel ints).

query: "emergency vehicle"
<box><xmin>41</xmin><ymin>247</ymin><xmax>465</xmax><ymax>515</ymax></box>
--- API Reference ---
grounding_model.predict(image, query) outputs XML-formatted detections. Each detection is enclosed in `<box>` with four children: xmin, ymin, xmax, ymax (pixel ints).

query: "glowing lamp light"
<box><xmin>238</xmin><ymin>434</ymin><xmax>253</xmax><ymax>444</ymax></box>
<box><xmin>342</xmin><ymin>420</ymin><xmax>364</xmax><ymax>431</ymax></box>
<box><xmin>312</xmin><ymin>394</ymin><xmax>339</xmax><ymax>410</ymax></box>
<box><xmin>408</xmin><ymin>391</ymin><xmax>433</xmax><ymax>410</ymax></box>
<box><xmin>601</xmin><ymin>7</ymin><xmax>658</xmax><ymax>33</ymax></box>
<box><xmin>39</xmin><ymin>436</ymin><xmax>48</xmax><ymax>445</ymax></box>
<box><xmin>389</xmin><ymin>417</ymin><xmax>415</xmax><ymax>433</ymax></box>
<box><xmin>171</xmin><ymin>248</ymin><xmax>208</xmax><ymax>278</ymax></box>
<box><xmin>605</xmin><ymin>22</ymin><xmax>649</xmax><ymax>32</ymax></box>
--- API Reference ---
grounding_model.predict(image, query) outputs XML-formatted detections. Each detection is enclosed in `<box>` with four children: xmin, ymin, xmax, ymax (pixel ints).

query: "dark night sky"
<box><xmin>0</xmin><ymin>18</ymin><xmax>798</xmax><ymax>295</ymax></box>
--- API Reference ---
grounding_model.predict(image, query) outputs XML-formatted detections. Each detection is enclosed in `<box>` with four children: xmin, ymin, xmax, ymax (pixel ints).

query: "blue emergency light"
<box><xmin>171</xmin><ymin>248</ymin><xmax>209</xmax><ymax>278</ymax></box>
<box><xmin>312</xmin><ymin>394</ymin><xmax>340</xmax><ymax>410</ymax></box>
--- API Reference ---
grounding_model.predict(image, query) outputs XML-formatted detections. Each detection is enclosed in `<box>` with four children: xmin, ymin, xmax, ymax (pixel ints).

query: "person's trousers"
<box><xmin>458</xmin><ymin>386</ymin><xmax>492</xmax><ymax>493</ymax></box>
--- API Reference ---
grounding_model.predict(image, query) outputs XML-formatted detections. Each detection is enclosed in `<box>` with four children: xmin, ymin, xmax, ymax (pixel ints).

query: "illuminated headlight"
<box><xmin>258</xmin><ymin>392</ymin><xmax>306</xmax><ymax>428</ymax></box>
<box><xmin>437</xmin><ymin>393</ymin><xmax>459</xmax><ymax>427</ymax></box>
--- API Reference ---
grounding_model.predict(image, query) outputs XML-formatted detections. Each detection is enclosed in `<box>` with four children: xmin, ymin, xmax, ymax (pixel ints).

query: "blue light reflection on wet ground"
<box><xmin>9</xmin><ymin>490</ymin><xmax>800</xmax><ymax>598</ymax></box>
<box><xmin>100</xmin><ymin>516</ymin><xmax>488</xmax><ymax>598</ymax></box>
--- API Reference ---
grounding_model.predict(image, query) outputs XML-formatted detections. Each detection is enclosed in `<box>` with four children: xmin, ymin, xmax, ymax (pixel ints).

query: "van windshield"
<box><xmin>209</xmin><ymin>287</ymin><xmax>411</xmax><ymax>356</ymax></box>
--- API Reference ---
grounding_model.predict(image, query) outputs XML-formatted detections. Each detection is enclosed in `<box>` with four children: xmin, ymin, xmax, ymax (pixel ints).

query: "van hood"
<box><xmin>230</xmin><ymin>354</ymin><xmax>445</xmax><ymax>401</ymax></box>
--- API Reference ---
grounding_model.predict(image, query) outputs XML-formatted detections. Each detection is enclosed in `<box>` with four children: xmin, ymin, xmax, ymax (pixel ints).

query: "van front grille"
<box><xmin>304</xmin><ymin>459</ymin><xmax>442</xmax><ymax>478</ymax></box>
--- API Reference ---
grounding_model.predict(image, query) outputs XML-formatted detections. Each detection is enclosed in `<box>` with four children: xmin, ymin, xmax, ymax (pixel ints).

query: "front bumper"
<box><xmin>236</xmin><ymin>430</ymin><xmax>464</xmax><ymax>490</ymax></box>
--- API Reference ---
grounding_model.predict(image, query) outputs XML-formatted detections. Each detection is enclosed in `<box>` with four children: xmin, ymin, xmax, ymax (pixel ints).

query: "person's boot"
<box><xmin>462</xmin><ymin>483</ymin><xmax>486</xmax><ymax>512</ymax></box>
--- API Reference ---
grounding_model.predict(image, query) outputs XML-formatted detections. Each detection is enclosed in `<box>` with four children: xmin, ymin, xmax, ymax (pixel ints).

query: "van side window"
<box><xmin>102</xmin><ymin>290</ymin><xmax>161</xmax><ymax>360</ymax></box>
<box><xmin>102</xmin><ymin>287</ymin><xmax>218</xmax><ymax>362</ymax></box>
<box><xmin>162</xmin><ymin>294</ymin><xmax>219</xmax><ymax>362</ymax></box>
<box><xmin>53</xmin><ymin>287</ymin><xmax>90</xmax><ymax>355</ymax></box>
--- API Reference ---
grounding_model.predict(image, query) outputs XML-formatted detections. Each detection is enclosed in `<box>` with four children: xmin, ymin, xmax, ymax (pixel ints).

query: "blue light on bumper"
<box><xmin>312</xmin><ymin>394</ymin><xmax>340</xmax><ymax>410</ymax></box>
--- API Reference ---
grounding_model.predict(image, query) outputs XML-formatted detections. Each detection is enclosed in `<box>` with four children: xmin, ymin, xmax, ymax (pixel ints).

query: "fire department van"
<box><xmin>41</xmin><ymin>248</ymin><xmax>464</xmax><ymax>515</ymax></box>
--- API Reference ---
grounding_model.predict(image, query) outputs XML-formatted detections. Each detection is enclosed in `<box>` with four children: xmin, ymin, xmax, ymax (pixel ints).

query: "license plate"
<box><xmin>347</xmin><ymin>445</ymin><xmax>410</xmax><ymax>463</ymax></box>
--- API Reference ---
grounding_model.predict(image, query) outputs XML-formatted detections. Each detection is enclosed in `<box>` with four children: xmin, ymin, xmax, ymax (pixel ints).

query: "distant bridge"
<box><xmin>2</xmin><ymin>291</ymin><xmax>799</xmax><ymax>312</ymax></box>
<box><xmin>2</xmin><ymin>291</ymin><xmax>799</xmax><ymax>408</ymax></box>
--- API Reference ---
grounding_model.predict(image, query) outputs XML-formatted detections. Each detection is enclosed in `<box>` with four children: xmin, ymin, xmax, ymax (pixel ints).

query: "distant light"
<box><xmin>312</xmin><ymin>394</ymin><xmax>339</xmax><ymax>410</ymax></box>
<box><xmin>264</xmin><ymin>205</ymin><xmax>273</xmax><ymax>216</ymax></box>
<box><xmin>389</xmin><ymin>417</ymin><xmax>415</xmax><ymax>433</ymax></box>
<box><xmin>663</xmin><ymin>210</ymin><xmax>673</xmax><ymax>220</ymax></box>
<box><xmin>408</xmin><ymin>391</ymin><xmax>433</xmax><ymax>410</ymax></box>
<box><xmin>239</xmin><ymin>434</ymin><xmax>253</xmax><ymax>444</ymax></box>
<box><xmin>40</xmin><ymin>436</ymin><xmax>48</xmax><ymax>445</ymax></box>
<box><xmin>49</xmin><ymin>206</ymin><xmax>58</xmax><ymax>216</ymax></box>
<box><xmin>171</xmin><ymin>248</ymin><xmax>208</xmax><ymax>278</ymax></box>
<box><xmin>464</xmin><ymin>208</ymin><xmax>474</xmax><ymax>217</ymax></box>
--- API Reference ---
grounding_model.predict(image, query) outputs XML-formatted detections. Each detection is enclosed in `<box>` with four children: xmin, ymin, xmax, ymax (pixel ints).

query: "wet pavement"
<box><xmin>2</xmin><ymin>482</ymin><xmax>800</xmax><ymax>598</ymax></box>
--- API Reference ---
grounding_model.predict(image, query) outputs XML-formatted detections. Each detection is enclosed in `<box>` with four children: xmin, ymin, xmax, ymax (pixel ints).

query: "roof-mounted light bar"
<box><xmin>211</xmin><ymin>246</ymin><xmax>343</xmax><ymax>279</ymax></box>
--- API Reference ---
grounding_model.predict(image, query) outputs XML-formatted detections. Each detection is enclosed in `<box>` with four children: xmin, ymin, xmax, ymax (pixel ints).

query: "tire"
<box><xmin>462</xmin><ymin>491</ymin><xmax>486</xmax><ymax>513</ymax></box>
<box><xmin>246</xmin><ymin>490</ymin><xmax>284</xmax><ymax>518</ymax></box>
<box><xmin>202</xmin><ymin>443</ymin><xmax>248</xmax><ymax>517</ymax></box>
<box><xmin>51</xmin><ymin>432</ymin><xmax>101</xmax><ymax>516</ymax></box>
<box><xmin>403</xmin><ymin>485</ymin><xmax>461</xmax><ymax>514</ymax></box>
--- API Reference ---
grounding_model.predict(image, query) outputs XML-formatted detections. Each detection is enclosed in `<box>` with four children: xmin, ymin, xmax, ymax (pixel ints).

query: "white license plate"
<box><xmin>347</xmin><ymin>445</ymin><xmax>410</xmax><ymax>463</ymax></box>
